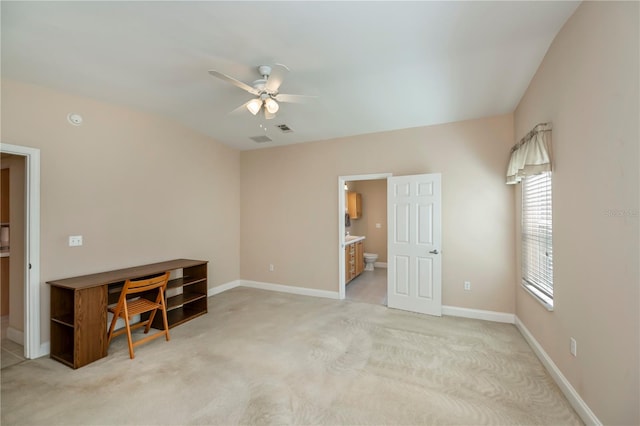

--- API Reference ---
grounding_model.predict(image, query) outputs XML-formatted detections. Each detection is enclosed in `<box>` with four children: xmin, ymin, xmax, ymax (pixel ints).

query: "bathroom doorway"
<box><xmin>0</xmin><ymin>143</ymin><xmax>41</xmax><ymax>360</ymax></box>
<box><xmin>1</xmin><ymin>154</ymin><xmax>27</xmax><ymax>368</ymax></box>
<box><xmin>338</xmin><ymin>173</ymin><xmax>391</xmax><ymax>305</ymax></box>
<box><xmin>340</xmin><ymin>172</ymin><xmax>443</xmax><ymax>316</ymax></box>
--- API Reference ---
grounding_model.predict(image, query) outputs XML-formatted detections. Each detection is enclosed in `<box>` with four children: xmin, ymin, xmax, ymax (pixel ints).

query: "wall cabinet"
<box><xmin>345</xmin><ymin>240</ymin><xmax>364</xmax><ymax>284</ymax></box>
<box><xmin>47</xmin><ymin>259</ymin><xmax>208</xmax><ymax>369</ymax></box>
<box><xmin>347</xmin><ymin>192</ymin><xmax>362</xmax><ymax>219</ymax></box>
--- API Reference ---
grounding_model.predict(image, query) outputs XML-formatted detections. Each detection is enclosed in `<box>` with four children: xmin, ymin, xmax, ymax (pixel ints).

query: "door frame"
<box><xmin>338</xmin><ymin>173</ymin><xmax>392</xmax><ymax>300</ymax></box>
<box><xmin>1</xmin><ymin>143</ymin><xmax>41</xmax><ymax>359</ymax></box>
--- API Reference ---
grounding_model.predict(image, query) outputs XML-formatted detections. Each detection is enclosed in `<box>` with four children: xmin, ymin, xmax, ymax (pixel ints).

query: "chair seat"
<box><xmin>109</xmin><ymin>297</ymin><xmax>161</xmax><ymax>317</ymax></box>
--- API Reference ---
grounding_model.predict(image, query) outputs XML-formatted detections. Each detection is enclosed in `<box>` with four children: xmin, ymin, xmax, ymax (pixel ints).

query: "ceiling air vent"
<box><xmin>249</xmin><ymin>135</ymin><xmax>272</xmax><ymax>143</ymax></box>
<box><xmin>276</xmin><ymin>124</ymin><xmax>293</xmax><ymax>133</ymax></box>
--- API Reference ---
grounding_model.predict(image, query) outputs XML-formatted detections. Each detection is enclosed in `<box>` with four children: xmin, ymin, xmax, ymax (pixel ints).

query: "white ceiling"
<box><xmin>1</xmin><ymin>1</ymin><xmax>579</xmax><ymax>151</ymax></box>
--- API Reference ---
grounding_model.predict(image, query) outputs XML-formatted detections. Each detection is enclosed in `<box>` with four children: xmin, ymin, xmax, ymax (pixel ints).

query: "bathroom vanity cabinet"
<box><xmin>347</xmin><ymin>192</ymin><xmax>362</xmax><ymax>219</ymax></box>
<box><xmin>345</xmin><ymin>240</ymin><xmax>364</xmax><ymax>283</ymax></box>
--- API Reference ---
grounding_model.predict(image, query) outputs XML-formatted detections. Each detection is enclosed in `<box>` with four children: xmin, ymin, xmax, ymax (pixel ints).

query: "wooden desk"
<box><xmin>47</xmin><ymin>259</ymin><xmax>208</xmax><ymax>369</ymax></box>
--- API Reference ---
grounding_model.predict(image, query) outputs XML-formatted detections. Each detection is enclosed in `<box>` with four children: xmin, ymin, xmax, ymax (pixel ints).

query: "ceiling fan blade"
<box><xmin>274</xmin><ymin>93</ymin><xmax>317</xmax><ymax>104</ymax></box>
<box><xmin>208</xmin><ymin>70</ymin><xmax>259</xmax><ymax>95</ymax></box>
<box><xmin>265</xmin><ymin>63</ymin><xmax>290</xmax><ymax>93</ymax></box>
<box><xmin>230</xmin><ymin>100</ymin><xmax>251</xmax><ymax>115</ymax></box>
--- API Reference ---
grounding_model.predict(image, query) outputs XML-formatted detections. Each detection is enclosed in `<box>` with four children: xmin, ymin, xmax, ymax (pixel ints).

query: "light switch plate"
<box><xmin>69</xmin><ymin>235</ymin><xmax>83</xmax><ymax>247</ymax></box>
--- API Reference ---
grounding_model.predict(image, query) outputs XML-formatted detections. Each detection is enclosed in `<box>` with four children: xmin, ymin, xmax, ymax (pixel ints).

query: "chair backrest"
<box><xmin>122</xmin><ymin>272</ymin><xmax>170</xmax><ymax>296</ymax></box>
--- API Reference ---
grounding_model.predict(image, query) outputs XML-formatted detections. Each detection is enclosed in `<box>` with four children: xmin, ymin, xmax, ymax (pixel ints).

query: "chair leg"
<box><xmin>145</xmin><ymin>292</ymin><xmax>164</xmax><ymax>334</ymax></box>
<box><xmin>123</xmin><ymin>306</ymin><xmax>135</xmax><ymax>359</ymax></box>
<box><xmin>106</xmin><ymin>308</ymin><xmax>120</xmax><ymax>346</ymax></box>
<box><xmin>145</xmin><ymin>309</ymin><xmax>158</xmax><ymax>334</ymax></box>
<box><xmin>161</xmin><ymin>298</ymin><xmax>170</xmax><ymax>342</ymax></box>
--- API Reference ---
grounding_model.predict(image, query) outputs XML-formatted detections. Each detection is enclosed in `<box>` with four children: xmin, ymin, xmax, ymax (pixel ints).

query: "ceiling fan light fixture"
<box><xmin>264</xmin><ymin>98</ymin><xmax>279</xmax><ymax>114</ymax></box>
<box><xmin>247</xmin><ymin>98</ymin><xmax>262</xmax><ymax>115</ymax></box>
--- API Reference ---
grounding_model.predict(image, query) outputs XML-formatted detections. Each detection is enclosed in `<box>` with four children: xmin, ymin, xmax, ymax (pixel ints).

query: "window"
<box><xmin>521</xmin><ymin>171</ymin><xmax>553</xmax><ymax>310</ymax></box>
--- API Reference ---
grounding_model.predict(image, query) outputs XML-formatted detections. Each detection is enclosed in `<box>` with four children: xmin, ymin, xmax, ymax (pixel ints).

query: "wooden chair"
<box><xmin>107</xmin><ymin>272</ymin><xmax>171</xmax><ymax>359</ymax></box>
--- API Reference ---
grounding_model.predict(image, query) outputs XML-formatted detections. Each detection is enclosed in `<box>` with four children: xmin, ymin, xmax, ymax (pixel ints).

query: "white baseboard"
<box><xmin>515</xmin><ymin>317</ymin><xmax>601</xmax><ymax>426</ymax></box>
<box><xmin>7</xmin><ymin>326</ymin><xmax>24</xmax><ymax>345</ymax></box>
<box><xmin>442</xmin><ymin>305</ymin><xmax>515</xmax><ymax>324</ymax></box>
<box><xmin>208</xmin><ymin>280</ymin><xmax>242</xmax><ymax>297</ymax></box>
<box><xmin>208</xmin><ymin>279</ymin><xmax>340</xmax><ymax>300</ymax></box>
<box><xmin>211</xmin><ymin>284</ymin><xmax>513</xmax><ymax>319</ymax></box>
<box><xmin>374</xmin><ymin>262</ymin><xmax>387</xmax><ymax>268</ymax></box>
<box><xmin>239</xmin><ymin>280</ymin><xmax>340</xmax><ymax>300</ymax></box>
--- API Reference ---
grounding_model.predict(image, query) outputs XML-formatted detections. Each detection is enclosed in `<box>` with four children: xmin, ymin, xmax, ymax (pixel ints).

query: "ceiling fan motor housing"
<box><xmin>252</xmin><ymin>79</ymin><xmax>267</xmax><ymax>91</ymax></box>
<box><xmin>258</xmin><ymin>65</ymin><xmax>272</xmax><ymax>78</ymax></box>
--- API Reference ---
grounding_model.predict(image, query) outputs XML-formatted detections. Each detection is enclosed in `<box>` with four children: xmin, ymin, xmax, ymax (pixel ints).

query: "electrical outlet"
<box><xmin>68</xmin><ymin>235</ymin><xmax>83</xmax><ymax>247</ymax></box>
<box><xmin>269</xmin><ymin>264</ymin><xmax>275</xmax><ymax>272</ymax></box>
<box><xmin>464</xmin><ymin>281</ymin><xmax>471</xmax><ymax>291</ymax></box>
<box><xmin>570</xmin><ymin>338</ymin><xmax>577</xmax><ymax>357</ymax></box>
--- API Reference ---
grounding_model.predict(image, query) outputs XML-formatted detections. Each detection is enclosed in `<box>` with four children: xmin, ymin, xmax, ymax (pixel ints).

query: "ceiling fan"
<box><xmin>208</xmin><ymin>64</ymin><xmax>311</xmax><ymax>119</ymax></box>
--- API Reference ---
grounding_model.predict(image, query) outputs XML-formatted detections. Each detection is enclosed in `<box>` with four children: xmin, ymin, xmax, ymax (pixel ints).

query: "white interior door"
<box><xmin>387</xmin><ymin>173</ymin><xmax>442</xmax><ymax>316</ymax></box>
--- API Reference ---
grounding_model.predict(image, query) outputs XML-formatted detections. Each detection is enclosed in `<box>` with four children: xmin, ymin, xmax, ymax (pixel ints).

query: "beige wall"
<box><xmin>1</xmin><ymin>80</ymin><xmax>241</xmax><ymax>346</ymax></box>
<box><xmin>241</xmin><ymin>114</ymin><xmax>516</xmax><ymax>313</ymax></box>
<box><xmin>514</xmin><ymin>2</ymin><xmax>639</xmax><ymax>425</ymax></box>
<box><xmin>348</xmin><ymin>180</ymin><xmax>387</xmax><ymax>262</ymax></box>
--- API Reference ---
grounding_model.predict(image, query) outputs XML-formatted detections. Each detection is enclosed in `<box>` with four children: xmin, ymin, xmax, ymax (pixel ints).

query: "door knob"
<box><xmin>429</xmin><ymin>249</ymin><xmax>439</xmax><ymax>254</ymax></box>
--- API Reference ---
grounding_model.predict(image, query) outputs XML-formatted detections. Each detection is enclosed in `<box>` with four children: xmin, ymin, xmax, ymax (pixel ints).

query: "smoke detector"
<box><xmin>67</xmin><ymin>113</ymin><xmax>83</xmax><ymax>126</ymax></box>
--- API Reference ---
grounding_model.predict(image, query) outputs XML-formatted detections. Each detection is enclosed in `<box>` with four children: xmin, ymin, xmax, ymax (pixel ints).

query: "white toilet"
<box><xmin>363</xmin><ymin>253</ymin><xmax>378</xmax><ymax>271</ymax></box>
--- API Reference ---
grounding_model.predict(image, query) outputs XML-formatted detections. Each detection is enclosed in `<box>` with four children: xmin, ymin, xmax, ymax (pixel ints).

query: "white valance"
<box><xmin>506</xmin><ymin>122</ymin><xmax>552</xmax><ymax>184</ymax></box>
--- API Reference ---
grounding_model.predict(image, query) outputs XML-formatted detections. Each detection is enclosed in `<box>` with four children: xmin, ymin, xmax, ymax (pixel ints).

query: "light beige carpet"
<box><xmin>1</xmin><ymin>287</ymin><xmax>582</xmax><ymax>425</ymax></box>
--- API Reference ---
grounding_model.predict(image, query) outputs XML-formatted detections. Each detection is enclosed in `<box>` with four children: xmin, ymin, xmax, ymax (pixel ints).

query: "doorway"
<box><xmin>1</xmin><ymin>154</ymin><xmax>26</xmax><ymax>367</ymax></box>
<box><xmin>338</xmin><ymin>173</ymin><xmax>391</xmax><ymax>304</ymax></box>
<box><xmin>338</xmin><ymin>172</ymin><xmax>443</xmax><ymax>317</ymax></box>
<box><xmin>0</xmin><ymin>144</ymin><xmax>41</xmax><ymax>360</ymax></box>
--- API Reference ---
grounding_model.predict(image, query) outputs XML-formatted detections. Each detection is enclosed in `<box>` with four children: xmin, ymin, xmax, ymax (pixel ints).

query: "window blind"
<box><xmin>522</xmin><ymin>172</ymin><xmax>553</xmax><ymax>300</ymax></box>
